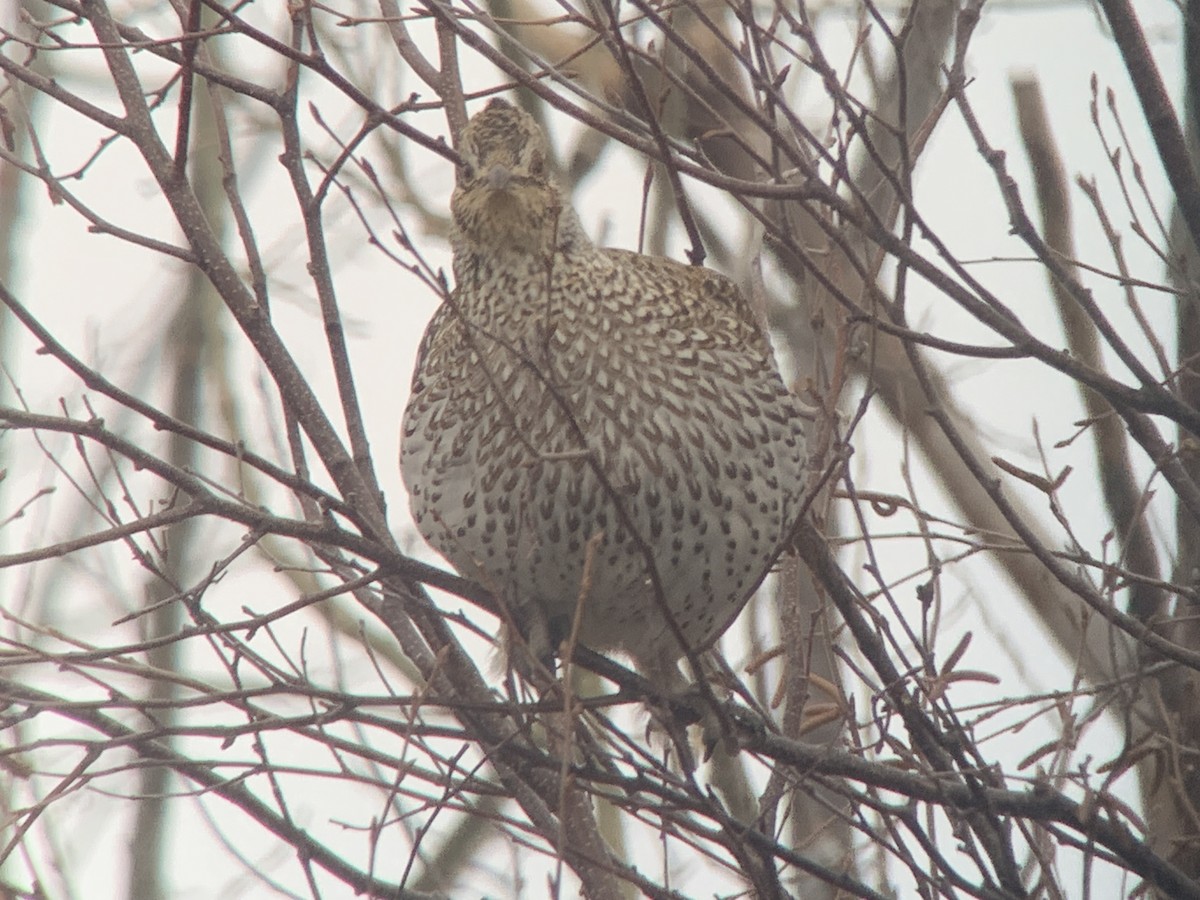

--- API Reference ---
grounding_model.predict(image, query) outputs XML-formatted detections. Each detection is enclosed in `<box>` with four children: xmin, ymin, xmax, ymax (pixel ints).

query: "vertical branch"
<box><xmin>378</xmin><ymin>0</ymin><xmax>466</xmax><ymax>137</ymax></box>
<box><xmin>1100</xmin><ymin>0</ymin><xmax>1200</xmax><ymax>252</ymax></box>
<box><xmin>597</xmin><ymin>0</ymin><xmax>706</xmax><ymax>264</ymax></box>
<box><xmin>171</xmin><ymin>0</ymin><xmax>202</xmax><ymax>183</ymax></box>
<box><xmin>1159</xmin><ymin>0</ymin><xmax>1200</xmax><ymax>876</ymax></box>
<box><xmin>1011</xmin><ymin>77</ymin><xmax>1163</xmax><ymax>624</ymax></box>
<box><xmin>276</xmin><ymin>5</ymin><xmax>386</xmax><ymax>516</ymax></box>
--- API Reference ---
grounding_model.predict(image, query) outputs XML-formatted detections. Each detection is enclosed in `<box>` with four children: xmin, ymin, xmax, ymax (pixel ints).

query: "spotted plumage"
<box><xmin>400</xmin><ymin>99</ymin><xmax>806</xmax><ymax>688</ymax></box>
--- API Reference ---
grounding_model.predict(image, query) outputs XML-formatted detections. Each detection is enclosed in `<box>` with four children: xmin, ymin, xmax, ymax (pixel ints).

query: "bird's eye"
<box><xmin>459</xmin><ymin>162</ymin><xmax>476</xmax><ymax>181</ymax></box>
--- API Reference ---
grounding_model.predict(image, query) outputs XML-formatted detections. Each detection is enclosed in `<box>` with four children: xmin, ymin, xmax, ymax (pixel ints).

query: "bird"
<box><xmin>400</xmin><ymin>98</ymin><xmax>806</xmax><ymax>695</ymax></box>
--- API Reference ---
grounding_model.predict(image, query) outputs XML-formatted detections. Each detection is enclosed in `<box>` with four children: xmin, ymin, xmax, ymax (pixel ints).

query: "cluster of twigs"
<box><xmin>1</xmin><ymin>1</ymin><xmax>1198</xmax><ymax>897</ymax></box>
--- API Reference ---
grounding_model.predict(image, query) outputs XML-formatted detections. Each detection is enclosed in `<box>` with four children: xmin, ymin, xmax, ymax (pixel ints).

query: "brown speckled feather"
<box><xmin>401</xmin><ymin>99</ymin><xmax>806</xmax><ymax>686</ymax></box>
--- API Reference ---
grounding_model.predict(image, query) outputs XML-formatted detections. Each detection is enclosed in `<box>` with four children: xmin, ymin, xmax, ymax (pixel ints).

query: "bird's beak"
<box><xmin>485</xmin><ymin>165</ymin><xmax>513</xmax><ymax>192</ymax></box>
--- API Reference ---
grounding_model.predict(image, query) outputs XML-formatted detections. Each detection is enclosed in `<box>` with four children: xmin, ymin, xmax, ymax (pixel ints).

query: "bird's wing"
<box><xmin>601</xmin><ymin>249</ymin><xmax>774</xmax><ymax>359</ymax></box>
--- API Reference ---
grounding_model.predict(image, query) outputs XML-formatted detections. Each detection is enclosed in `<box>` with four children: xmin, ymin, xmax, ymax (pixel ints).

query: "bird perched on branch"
<box><xmin>401</xmin><ymin>98</ymin><xmax>806</xmax><ymax>694</ymax></box>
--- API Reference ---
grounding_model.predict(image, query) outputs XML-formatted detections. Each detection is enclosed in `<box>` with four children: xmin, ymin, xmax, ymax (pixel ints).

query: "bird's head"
<box><xmin>450</xmin><ymin>99</ymin><xmax>580</xmax><ymax>257</ymax></box>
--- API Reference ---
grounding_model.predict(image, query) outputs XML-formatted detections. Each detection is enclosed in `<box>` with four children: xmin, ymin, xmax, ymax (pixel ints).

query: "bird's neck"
<box><xmin>450</xmin><ymin>208</ymin><xmax>593</xmax><ymax>324</ymax></box>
